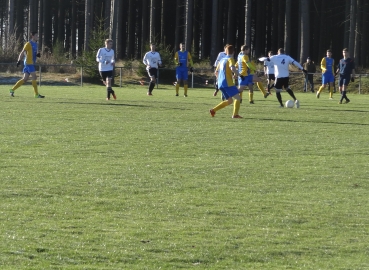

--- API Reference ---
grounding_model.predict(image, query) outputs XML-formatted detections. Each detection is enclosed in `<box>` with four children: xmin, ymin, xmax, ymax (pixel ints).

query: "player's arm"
<box><xmin>214</xmin><ymin>64</ymin><xmax>219</xmax><ymax>78</ymax></box>
<box><xmin>230</xmin><ymin>59</ymin><xmax>239</xmax><ymax>77</ymax></box>
<box><xmin>143</xmin><ymin>53</ymin><xmax>150</xmax><ymax>67</ymax></box>
<box><xmin>111</xmin><ymin>50</ymin><xmax>115</xmax><ymax>66</ymax></box>
<box><xmin>321</xmin><ymin>58</ymin><xmax>326</xmax><ymax>73</ymax></box>
<box><xmin>214</xmin><ymin>52</ymin><xmax>222</xmax><ymax>67</ymax></box>
<box><xmin>158</xmin><ymin>53</ymin><xmax>162</xmax><ymax>67</ymax></box>
<box><xmin>174</xmin><ymin>51</ymin><xmax>180</xmax><ymax>65</ymax></box>
<box><xmin>331</xmin><ymin>59</ymin><xmax>334</xmax><ymax>74</ymax></box>
<box><xmin>188</xmin><ymin>52</ymin><xmax>194</xmax><ymax>67</ymax></box>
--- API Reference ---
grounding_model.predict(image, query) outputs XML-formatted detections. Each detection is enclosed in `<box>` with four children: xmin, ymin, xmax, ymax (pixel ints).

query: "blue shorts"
<box><xmin>322</xmin><ymin>72</ymin><xmax>334</xmax><ymax>84</ymax></box>
<box><xmin>23</xmin><ymin>65</ymin><xmax>36</xmax><ymax>74</ymax></box>
<box><xmin>176</xmin><ymin>68</ymin><xmax>188</xmax><ymax>80</ymax></box>
<box><xmin>220</xmin><ymin>86</ymin><xmax>240</xmax><ymax>100</ymax></box>
<box><xmin>339</xmin><ymin>75</ymin><xmax>351</xmax><ymax>86</ymax></box>
<box><xmin>238</xmin><ymin>75</ymin><xmax>252</xmax><ymax>86</ymax></box>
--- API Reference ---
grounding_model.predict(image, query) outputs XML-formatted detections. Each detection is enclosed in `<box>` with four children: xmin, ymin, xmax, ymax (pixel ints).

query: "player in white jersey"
<box><xmin>264</xmin><ymin>51</ymin><xmax>275</xmax><ymax>95</ymax></box>
<box><xmin>143</xmin><ymin>44</ymin><xmax>162</xmax><ymax>96</ymax></box>
<box><xmin>263</xmin><ymin>48</ymin><xmax>306</xmax><ymax>108</ymax></box>
<box><xmin>96</xmin><ymin>39</ymin><xmax>116</xmax><ymax>100</ymax></box>
<box><xmin>213</xmin><ymin>44</ymin><xmax>229</xmax><ymax>97</ymax></box>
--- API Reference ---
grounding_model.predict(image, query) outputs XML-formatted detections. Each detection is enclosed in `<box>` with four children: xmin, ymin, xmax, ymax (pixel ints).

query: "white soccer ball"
<box><xmin>285</xmin><ymin>100</ymin><xmax>294</xmax><ymax>108</ymax></box>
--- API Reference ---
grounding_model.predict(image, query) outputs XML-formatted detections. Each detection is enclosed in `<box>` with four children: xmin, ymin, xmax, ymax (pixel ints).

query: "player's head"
<box><xmin>307</xmin><ymin>56</ymin><xmax>311</xmax><ymax>62</ymax></box>
<box><xmin>342</xmin><ymin>48</ymin><xmax>349</xmax><ymax>57</ymax></box>
<box><xmin>30</xmin><ymin>31</ymin><xmax>38</xmax><ymax>41</ymax></box>
<box><xmin>225</xmin><ymin>45</ymin><xmax>234</xmax><ymax>56</ymax></box>
<box><xmin>240</xmin><ymin>45</ymin><xmax>250</xmax><ymax>54</ymax></box>
<box><xmin>180</xmin><ymin>42</ymin><xmax>185</xmax><ymax>51</ymax></box>
<box><xmin>268</xmin><ymin>51</ymin><xmax>273</xmax><ymax>57</ymax></box>
<box><xmin>150</xmin><ymin>43</ymin><xmax>156</xmax><ymax>51</ymax></box>
<box><xmin>278</xmin><ymin>48</ymin><xmax>285</xmax><ymax>54</ymax></box>
<box><xmin>224</xmin><ymin>44</ymin><xmax>229</xmax><ymax>51</ymax></box>
<box><xmin>326</xmin><ymin>49</ymin><xmax>332</xmax><ymax>57</ymax></box>
<box><xmin>105</xmin><ymin>39</ymin><xmax>113</xmax><ymax>49</ymax></box>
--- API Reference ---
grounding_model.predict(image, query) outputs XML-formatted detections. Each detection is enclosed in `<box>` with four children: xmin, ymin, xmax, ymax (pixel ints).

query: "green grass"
<box><xmin>1</xmin><ymin>84</ymin><xmax>369</xmax><ymax>269</ymax></box>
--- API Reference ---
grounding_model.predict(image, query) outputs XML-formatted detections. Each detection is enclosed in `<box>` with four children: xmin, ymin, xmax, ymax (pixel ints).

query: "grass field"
<box><xmin>1</xmin><ymin>83</ymin><xmax>369</xmax><ymax>269</ymax></box>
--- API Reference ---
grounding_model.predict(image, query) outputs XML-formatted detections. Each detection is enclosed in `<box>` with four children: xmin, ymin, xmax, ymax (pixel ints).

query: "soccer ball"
<box><xmin>285</xmin><ymin>100</ymin><xmax>294</xmax><ymax>108</ymax></box>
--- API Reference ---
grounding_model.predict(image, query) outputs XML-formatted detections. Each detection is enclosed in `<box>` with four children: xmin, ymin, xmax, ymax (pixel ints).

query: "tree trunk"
<box><xmin>201</xmin><ymin>0</ymin><xmax>211</xmax><ymax>60</ymax></box>
<box><xmin>360</xmin><ymin>0</ymin><xmax>368</xmax><ymax>67</ymax></box>
<box><xmin>271</xmin><ymin>0</ymin><xmax>278</xmax><ymax>50</ymax></box>
<box><xmin>278</xmin><ymin>0</ymin><xmax>285</xmax><ymax>48</ymax></box>
<box><xmin>193</xmin><ymin>0</ymin><xmax>200</xmax><ymax>58</ymax></box>
<box><xmin>104</xmin><ymin>0</ymin><xmax>111</xmax><ymax>31</ymax></box>
<box><xmin>210</xmin><ymin>0</ymin><xmax>219</xmax><ymax>64</ymax></box>
<box><xmin>8</xmin><ymin>0</ymin><xmax>14</xmax><ymax>34</ymax></box>
<box><xmin>226</xmin><ymin>0</ymin><xmax>236</xmax><ymax>46</ymax></box>
<box><xmin>57</xmin><ymin>0</ymin><xmax>65</xmax><ymax>44</ymax></box>
<box><xmin>127</xmin><ymin>0</ymin><xmax>135</xmax><ymax>58</ymax></box>
<box><xmin>244</xmin><ymin>0</ymin><xmax>252</xmax><ymax>45</ymax></box>
<box><xmin>29</xmin><ymin>0</ymin><xmax>38</xmax><ymax>35</ymax></box>
<box><xmin>174</xmin><ymin>0</ymin><xmax>182</xmax><ymax>50</ymax></box>
<box><xmin>38</xmin><ymin>0</ymin><xmax>43</xmax><ymax>50</ymax></box>
<box><xmin>354</xmin><ymin>0</ymin><xmax>361</xmax><ymax>65</ymax></box>
<box><xmin>149</xmin><ymin>0</ymin><xmax>156</xmax><ymax>43</ymax></box>
<box><xmin>284</xmin><ymin>0</ymin><xmax>291</xmax><ymax>53</ymax></box>
<box><xmin>348</xmin><ymin>0</ymin><xmax>357</xmax><ymax>53</ymax></box>
<box><xmin>43</xmin><ymin>0</ymin><xmax>52</xmax><ymax>50</ymax></box>
<box><xmin>185</xmin><ymin>0</ymin><xmax>193</xmax><ymax>52</ymax></box>
<box><xmin>71</xmin><ymin>0</ymin><xmax>77</xmax><ymax>57</ymax></box>
<box><xmin>255</xmin><ymin>0</ymin><xmax>264</xmax><ymax>57</ymax></box>
<box><xmin>344</xmin><ymin>0</ymin><xmax>350</xmax><ymax>48</ymax></box>
<box><xmin>141</xmin><ymin>0</ymin><xmax>149</xmax><ymax>56</ymax></box>
<box><xmin>84</xmin><ymin>0</ymin><xmax>94</xmax><ymax>51</ymax></box>
<box><xmin>299</xmin><ymin>0</ymin><xmax>309</xmax><ymax>63</ymax></box>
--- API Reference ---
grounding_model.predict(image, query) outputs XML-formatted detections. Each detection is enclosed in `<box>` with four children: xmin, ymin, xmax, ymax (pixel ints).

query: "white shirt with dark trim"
<box><xmin>264</xmin><ymin>60</ymin><xmax>275</xmax><ymax>75</ymax></box>
<box><xmin>269</xmin><ymin>54</ymin><xmax>303</xmax><ymax>78</ymax></box>
<box><xmin>214</xmin><ymin>52</ymin><xmax>227</xmax><ymax>67</ymax></box>
<box><xmin>96</xmin><ymin>48</ymin><xmax>115</xmax><ymax>71</ymax></box>
<box><xmin>143</xmin><ymin>51</ymin><xmax>162</xmax><ymax>69</ymax></box>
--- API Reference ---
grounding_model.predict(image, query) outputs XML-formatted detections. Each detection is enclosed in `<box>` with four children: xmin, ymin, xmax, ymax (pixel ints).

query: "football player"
<box><xmin>143</xmin><ymin>44</ymin><xmax>162</xmax><ymax>96</ymax></box>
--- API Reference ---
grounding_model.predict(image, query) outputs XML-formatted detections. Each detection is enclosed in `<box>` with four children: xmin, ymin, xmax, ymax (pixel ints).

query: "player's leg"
<box><xmin>253</xmin><ymin>75</ymin><xmax>268</xmax><ymax>97</ymax></box>
<box><xmin>232</xmin><ymin>93</ymin><xmax>242</xmax><ymax>118</ymax></box>
<box><xmin>10</xmin><ymin>69</ymin><xmax>30</xmax><ymax>96</ymax></box>
<box><xmin>30</xmin><ymin>70</ymin><xmax>43</xmax><ymax>98</ymax></box>
<box><xmin>106</xmin><ymin>73</ymin><xmax>116</xmax><ymax>100</ymax></box>
<box><xmin>285</xmin><ymin>79</ymin><xmax>298</xmax><ymax>104</ymax></box>
<box><xmin>328</xmin><ymin>82</ymin><xmax>334</xmax><ymax>99</ymax></box>
<box><xmin>309</xmin><ymin>75</ymin><xmax>314</xmax><ymax>93</ymax></box>
<box><xmin>183</xmin><ymin>70</ymin><xmax>189</xmax><ymax>97</ymax></box>
<box><xmin>175</xmin><ymin>69</ymin><xmax>181</xmax><ymax>96</ymax></box>
<box><xmin>147</xmin><ymin>69</ymin><xmax>157</xmax><ymax>95</ymax></box>
<box><xmin>210</xmin><ymin>89</ymin><xmax>232</xmax><ymax>117</ymax></box>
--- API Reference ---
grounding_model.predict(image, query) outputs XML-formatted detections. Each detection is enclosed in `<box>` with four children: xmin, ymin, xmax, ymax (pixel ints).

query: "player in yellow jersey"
<box><xmin>240</xmin><ymin>46</ymin><xmax>269</xmax><ymax>104</ymax></box>
<box><xmin>209</xmin><ymin>45</ymin><xmax>242</xmax><ymax>119</ymax></box>
<box><xmin>10</xmin><ymin>32</ymin><xmax>44</xmax><ymax>98</ymax></box>
<box><xmin>174</xmin><ymin>42</ymin><xmax>193</xmax><ymax>97</ymax></box>
<box><xmin>316</xmin><ymin>49</ymin><xmax>335</xmax><ymax>99</ymax></box>
<box><xmin>236</xmin><ymin>45</ymin><xmax>252</xmax><ymax>104</ymax></box>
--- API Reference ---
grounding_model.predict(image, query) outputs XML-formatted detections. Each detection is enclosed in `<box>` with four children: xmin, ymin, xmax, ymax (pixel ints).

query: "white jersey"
<box><xmin>264</xmin><ymin>60</ymin><xmax>275</xmax><ymax>74</ymax></box>
<box><xmin>143</xmin><ymin>51</ymin><xmax>162</xmax><ymax>69</ymax></box>
<box><xmin>96</xmin><ymin>48</ymin><xmax>115</xmax><ymax>71</ymax></box>
<box><xmin>214</xmin><ymin>52</ymin><xmax>227</xmax><ymax>67</ymax></box>
<box><xmin>269</xmin><ymin>54</ymin><xmax>303</xmax><ymax>78</ymax></box>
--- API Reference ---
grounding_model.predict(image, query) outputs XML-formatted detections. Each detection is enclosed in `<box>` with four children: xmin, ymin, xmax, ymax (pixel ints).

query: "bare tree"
<box><xmin>226</xmin><ymin>0</ymin><xmax>236</xmax><ymax>46</ymax></box>
<box><xmin>299</xmin><ymin>0</ymin><xmax>309</xmax><ymax>63</ymax></box>
<box><xmin>149</xmin><ymin>0</ymin><xmax>156</xmax><ymax>43</ymax></box>
<box><xmin>185</xmin><ymin>0</ymin><xmax>193</xmax><ymax>52</ymax></box>
<box><xmin>84</xmin><ymin>0</ymin><xmax>94</xmax><ymax>51</ymax></box>
<box><xmin>354</xmin><ymin>0</ymin><xmax>361</xmax><ymax>65</ymax></box>
<box><xmin>8</xmin><ymin>0</ymin><xmax>14</xmax><ymax>34</ymax></box>
<box><xmin>348</xmin><ymin>0</ymin><xmax>357</xmax><ymax>54</ymax></box>
<box><xmin>244</xmin><ymin>0</ymin><xmax>252</xmax><ymax>45</ymax></box>
<box><xmin>284</xmin><ymin>0</ymin><xmax>292</xmax><ymax>53</ymax></box>
<box><xmin>210</xmin><ymin>0</ymin><xmax>219</xmax><ymax>64</ymax></box>
<box><xmin>29</xmin><ymin>0</ymin><xmax>38</xmax><ymax>34</ymax></box>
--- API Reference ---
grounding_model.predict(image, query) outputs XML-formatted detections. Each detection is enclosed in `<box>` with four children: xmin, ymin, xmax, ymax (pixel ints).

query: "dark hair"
<box><xmin>30</xmin><ymin>31</ymin><xmax>38</xmax><ymax>37</ymax></box>
<box><xmin>225</xmin><ymin>45</ymin><xmax>234</xmax><ymax>55</ymax></box>
<box><xmin>241</xmin><ymin>45</ymin><xmax>249</xmax><ymax>51</ymax></box>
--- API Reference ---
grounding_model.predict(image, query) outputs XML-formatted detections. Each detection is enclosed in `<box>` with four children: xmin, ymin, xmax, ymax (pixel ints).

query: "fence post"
<box><xmin>191</xmin><ymin>71</ymin><xmax>194</xmax><ymax>88</ymax></box>
<box><xmin>359</xmin><ymin>74</ymin><xmax>361</xmax><ymax>94</ymax></box>
<box><xmin>39</xmin><ymin>65</ymin><xmax>42</xmax><ymax>87</ymax></box>
<box><xmin>120</xmin><ymin>67</ymin><xmax>122</xmax><ymax>87</ymax></box>
<box><xmin>157</xmin><ymin>68</ymin><xmax>159</xmax><ymax>88</ymax></box>
<box><xmin>81</xmin><ymin>66</ymin><xmax>83</xmax><ymax>87</ymax></box>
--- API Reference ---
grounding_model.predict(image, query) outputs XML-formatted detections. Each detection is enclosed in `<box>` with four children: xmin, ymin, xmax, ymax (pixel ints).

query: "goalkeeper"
<box><xmin>174</xmin><ymin>42</ymin><xmax>193</xmax><ymax>97</ymax></box>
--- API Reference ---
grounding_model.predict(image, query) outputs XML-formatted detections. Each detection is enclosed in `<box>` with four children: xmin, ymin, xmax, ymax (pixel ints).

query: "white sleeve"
<box><xmin>290</xmin><ymin>57</ymin><xmax>303</xmax><ymax>69</ymax></box>
<box><xmin>111</xmin><ymin>50</ymin><xmax>115</xmax><ymax>63</ymax></box>
<box><xmin>158</xmin><ymin>53</ymin><xmax>162</xmax><ymax>65</ymax></box>
<box><xmin>96</xmin><ymin>49</ymin><xmax>102</xmax><ymax>63</ymax></box>
<box><xmin>214</xmin><ymin>53</ymin><xmax>222</xmax><ymax>67</ymax></box>
<box><xmin>143</xmin><ymin>53</ymin><xmax>148</xmax><ymax>65</ymax></box>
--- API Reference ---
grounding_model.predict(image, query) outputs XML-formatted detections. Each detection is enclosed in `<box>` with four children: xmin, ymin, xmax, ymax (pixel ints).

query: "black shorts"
<box><xmin>275</xmin><ymin>77</ymin><xmax>289</xmax><ymax>89</ymax></box>
<box><xmin>267</xmin><ymin>74</ymin><xmax>275</xmax><ymax>80</ymax></box>
<box><xmin>100</xmin><ymin>70</ymin><xmax>113</xmax><ymax>81</ymax></box>
<box><xmin>147</xmin><ymin>68</ymin><xmax>158</xmax><ymax>78</ymax></box>
<box><xmin>339</xmin><ymin>75</ymin><xmax>351</xmax><ymax>86</ymax></box>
